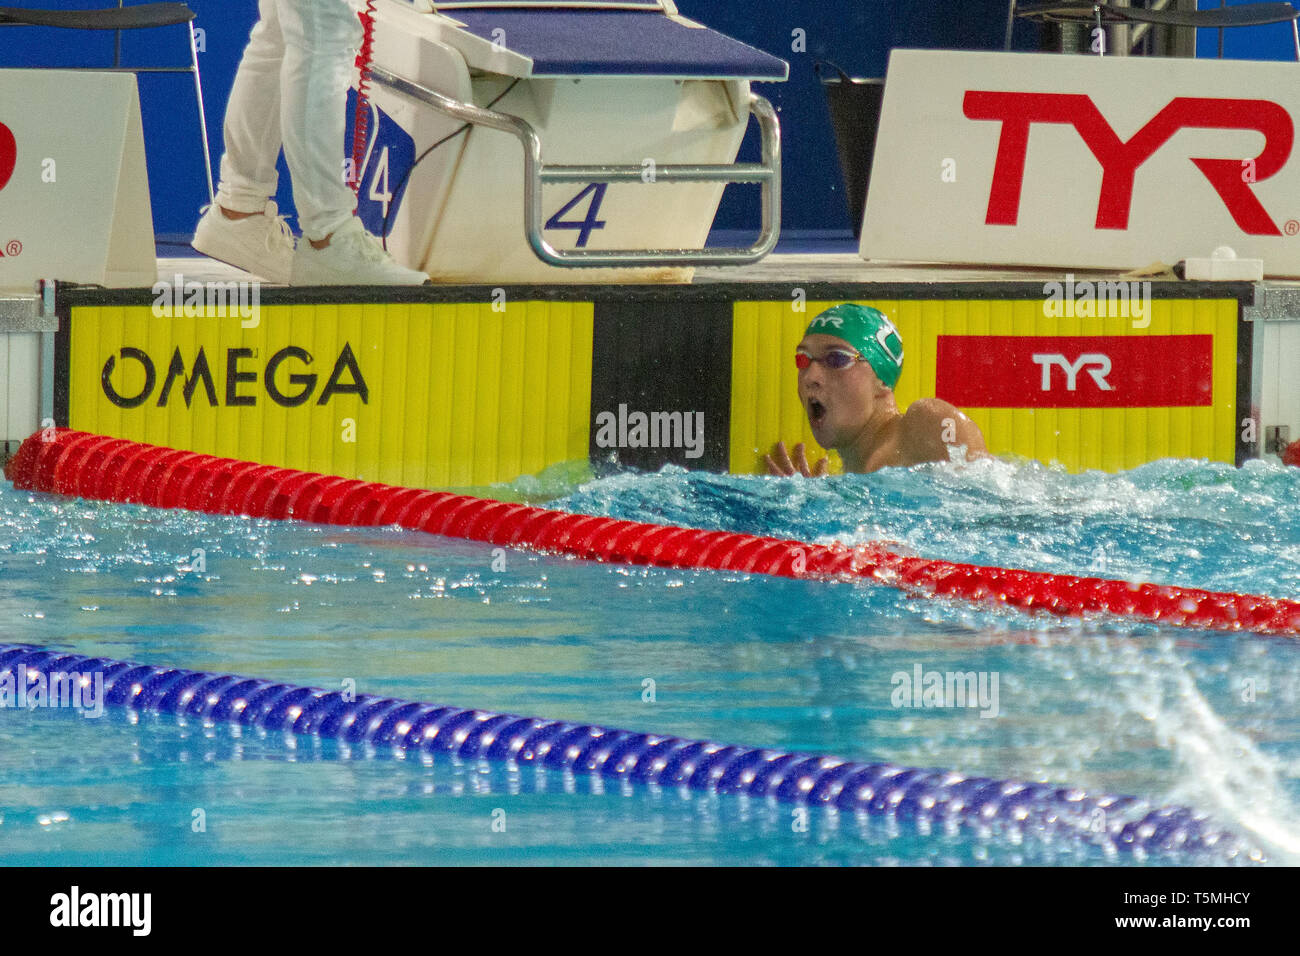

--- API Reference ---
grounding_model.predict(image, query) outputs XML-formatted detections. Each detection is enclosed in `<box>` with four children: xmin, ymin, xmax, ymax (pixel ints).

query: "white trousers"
<box><xmin>215</xmin><ymin>0</ymin><xmax>360</xmax><ymax>241</ymax></box>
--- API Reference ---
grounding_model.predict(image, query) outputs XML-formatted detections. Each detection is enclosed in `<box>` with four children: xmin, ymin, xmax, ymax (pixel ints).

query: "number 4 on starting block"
<box><xmin>545</xmin><ymin>183</ymin><xmax>608</xmax><ymax>248</ymax></box>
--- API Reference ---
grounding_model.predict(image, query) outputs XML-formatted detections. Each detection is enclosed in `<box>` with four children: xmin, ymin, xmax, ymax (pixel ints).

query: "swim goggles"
<box><xmin>795</xmin><ymin>347</ymin><xmax>864</xmax><ymax>371</ymax></box>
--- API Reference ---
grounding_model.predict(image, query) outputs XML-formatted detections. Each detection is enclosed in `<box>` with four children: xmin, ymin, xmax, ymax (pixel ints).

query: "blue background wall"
<box><xmin>1</xmin><ymin>1</ymin><xmax>1296</xmax><ymax>240</ymax></box>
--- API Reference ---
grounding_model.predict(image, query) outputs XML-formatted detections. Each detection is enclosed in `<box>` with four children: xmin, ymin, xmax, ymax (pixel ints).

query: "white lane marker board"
<box><xmin>0</xmin><ymin>69</ymin><xmax>156</xmax><ymax>290</ymax></box>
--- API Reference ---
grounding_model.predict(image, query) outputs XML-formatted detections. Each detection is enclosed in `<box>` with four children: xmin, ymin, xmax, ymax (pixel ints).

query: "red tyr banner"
<box><xmin>936</xmin><ymin>335</ymin><xmax>1214</xmax><ymax>408</ymax></box>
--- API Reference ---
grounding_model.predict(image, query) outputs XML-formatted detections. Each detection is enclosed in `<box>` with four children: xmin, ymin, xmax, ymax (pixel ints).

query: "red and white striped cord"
<box><xmin>350</xmin><ymin>0</ymin><xmax>378</xmax><ymax>196</ymax></box>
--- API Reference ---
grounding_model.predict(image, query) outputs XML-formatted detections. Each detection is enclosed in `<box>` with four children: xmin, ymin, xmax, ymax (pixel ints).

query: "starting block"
<box><xmin>353</xmin><ymin>0</ymin><xmax>788</xmax><ymax>282</ymax></box>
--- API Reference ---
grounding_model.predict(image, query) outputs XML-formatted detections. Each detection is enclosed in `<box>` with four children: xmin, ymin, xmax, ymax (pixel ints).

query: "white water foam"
<box><xmin>1111</xmin><ymin>637</ymin><xmax>1299</xmax><ymax>863</ymax></box>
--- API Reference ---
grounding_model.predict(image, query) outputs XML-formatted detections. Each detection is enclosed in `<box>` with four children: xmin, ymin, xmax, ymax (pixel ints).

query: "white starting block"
<box><xmin>353</xmin><ymin>0</ymin><xmax>787</xmax><ymax>282</ymax></box>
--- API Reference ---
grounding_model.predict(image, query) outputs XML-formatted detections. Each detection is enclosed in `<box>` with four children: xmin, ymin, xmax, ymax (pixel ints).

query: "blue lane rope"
<box><xmin>0</xmin><ymin>643</ymin><xmax>1257</xmax><ymax>860</ymax></box>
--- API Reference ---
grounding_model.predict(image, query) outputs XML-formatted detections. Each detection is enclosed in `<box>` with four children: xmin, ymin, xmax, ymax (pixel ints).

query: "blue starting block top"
<box><xmin>432</xmin><ymin>2</ymin><xmax>789</xmax><ymax>80</ymax></box>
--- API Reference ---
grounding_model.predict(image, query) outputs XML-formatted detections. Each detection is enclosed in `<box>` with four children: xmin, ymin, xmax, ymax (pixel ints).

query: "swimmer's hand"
<box><xmin>765</xmin><ymin>441</ymin><xmax>829</xmax><ymax>478</ymax></box>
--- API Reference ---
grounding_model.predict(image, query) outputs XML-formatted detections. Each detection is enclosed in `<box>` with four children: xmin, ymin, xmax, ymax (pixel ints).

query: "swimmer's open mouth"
<box><xmin>808</xmin><ymin>399</ymin><xmax>826</xmax><ymax>423</ymax></box>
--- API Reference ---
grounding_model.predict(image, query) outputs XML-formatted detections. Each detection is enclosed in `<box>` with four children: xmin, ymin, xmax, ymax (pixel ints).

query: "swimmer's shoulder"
<box><xmin>898</xmin><ymin>397</ymin><xmax>988</xmax><ymax>464</ymax></box>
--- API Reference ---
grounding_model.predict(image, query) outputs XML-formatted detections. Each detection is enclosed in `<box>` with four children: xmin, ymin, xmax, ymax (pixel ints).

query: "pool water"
<box><xmin>2</xmin><ymin>456</ymin><xmax>1298</xmax><ymax>865</ymax></box>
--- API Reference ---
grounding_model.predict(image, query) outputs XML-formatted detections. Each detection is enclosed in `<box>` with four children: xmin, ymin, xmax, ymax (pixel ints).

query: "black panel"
<box><xmin>53</xmin><ymin>289</ymin><xmax>71</xmax><ymax>428</ymax></box>
<box><xmin>1235</xmin><ymin>309</ymin><xmax>1255</xmax><ymax>467</ymax></box>
<box><xmin>589</xmin><ymin>299</ymin><xmax>732</xmax><ymax>472</ymax></box>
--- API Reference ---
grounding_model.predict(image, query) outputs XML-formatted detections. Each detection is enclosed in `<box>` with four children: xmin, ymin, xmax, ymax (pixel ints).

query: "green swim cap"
<box><xmin>805</xmin><ymin>304</ymin><xmax>904</xmax><ymax>389</ymax></box>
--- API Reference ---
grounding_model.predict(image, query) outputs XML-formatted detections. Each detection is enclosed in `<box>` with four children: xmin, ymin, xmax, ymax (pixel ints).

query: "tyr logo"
<box><xmin>1032</xmin><ymin>352</ymin><xmax>1114</xmax><ymax>392</ymax></box>
<box><xmin>0</xmin><ymin>122</ymin><xmax>15</xmax><ymax>193</ymax></box>
<box><xmin>963</xmin><ymin>92</ymin><xmax>1294</xmax><ymax>235</ymax></box>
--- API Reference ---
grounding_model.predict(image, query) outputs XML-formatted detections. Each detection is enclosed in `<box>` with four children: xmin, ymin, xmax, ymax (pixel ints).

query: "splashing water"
<box><xmin>1113</xmin><ymin>636</ymin><xmax>1300</xmax><ymax>862</ymax></box>
<box><xmin>554</xmin><ymin>456</ymin><xmax>1300</xmax><ymax>596</ymax></box>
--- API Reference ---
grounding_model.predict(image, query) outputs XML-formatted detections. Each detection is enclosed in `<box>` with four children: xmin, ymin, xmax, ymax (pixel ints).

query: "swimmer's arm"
<box><xmin>899</xmin><ymin>398</ymin><xmax>989</xmax><ymax>465</ymax></box>
<box><xmin>765</xmin><ymin>441</ymin><xmax>830</xmax><ymax>477</ymax></box>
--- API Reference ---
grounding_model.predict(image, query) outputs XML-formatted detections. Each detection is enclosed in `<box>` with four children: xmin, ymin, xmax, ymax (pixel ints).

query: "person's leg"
<box><xmin>275</xmin><ymin>0</ymin><xmax>358</xmax><ymax>242</ymax></box>
<box><xmin>192</xmin><ymin>0</ymin><xmax>296</xmax><ymax>282</ymax></box>
<box><xmin>215</xmin><ymin>0</ymin><xmax>286</xmax><ymax>216</ymax></box>
<box><xmin>278</xmin><ymin>0</ymin><xmax>427</xmax><ymax>284</ymax></box>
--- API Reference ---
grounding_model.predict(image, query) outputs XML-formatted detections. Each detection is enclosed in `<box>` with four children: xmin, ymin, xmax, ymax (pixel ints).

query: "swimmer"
<box><xmin>765</xmin><ymin>304</ymin><xmax>988</xmax><ymax>476</ymax></box>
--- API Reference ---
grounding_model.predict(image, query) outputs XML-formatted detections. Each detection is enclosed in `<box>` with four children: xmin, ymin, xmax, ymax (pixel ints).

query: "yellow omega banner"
<box><xmin>69</xmin><ymin>302</ymin><xmax>595</xmax><ymax>491</ymax></box>
<box><xmin>730</xmin><ymin>298</ymin><xmax>1240</xmax><ymax>474</ymax></box>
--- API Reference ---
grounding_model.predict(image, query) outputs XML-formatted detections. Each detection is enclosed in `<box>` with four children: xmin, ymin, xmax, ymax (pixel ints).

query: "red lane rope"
<box><xmin>7</xmin><ymin>430</ymin><xmax>1300</xmax><ymax>637</ymax></box>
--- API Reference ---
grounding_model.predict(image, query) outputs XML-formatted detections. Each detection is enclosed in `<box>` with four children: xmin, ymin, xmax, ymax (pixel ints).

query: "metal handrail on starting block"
<box><xmin>369</xmin><ymin>64</ymin><xmax>781</xmax><ymax>268</ymax></box>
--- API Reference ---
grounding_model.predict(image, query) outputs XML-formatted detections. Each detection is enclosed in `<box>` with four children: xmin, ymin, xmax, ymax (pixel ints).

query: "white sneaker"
<box><xmin>192</xmin><ymin>201</ymin><xmax>296</xmax><ymax>284</ymax></box>
<box><xmin>291</xmin><ymin>217</ymin><xmax>430</xmax><ymax>286</ymax></box>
